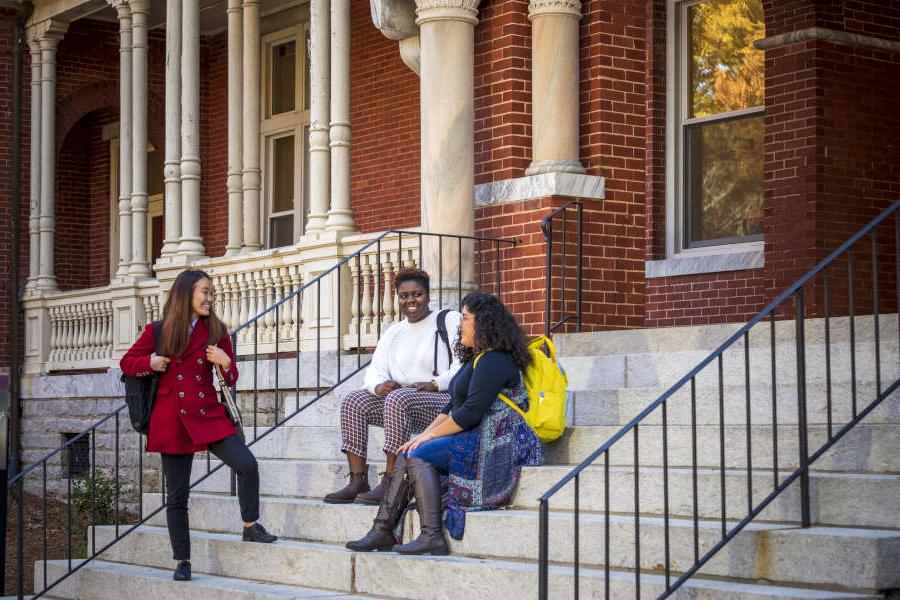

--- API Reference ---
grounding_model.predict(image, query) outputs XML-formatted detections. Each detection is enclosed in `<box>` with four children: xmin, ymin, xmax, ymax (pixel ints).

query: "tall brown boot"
<box><xmin>346</xmin><ymin>456</ymin><xmax>411</xmax><ymax>552</ymax></box>
<box><xmin>392</xmin><ymin>458</ymin><xmax>449</xmax><ymax>556</ymax></box>
<box><xmin>324</xmin><ymin>472</ymin><xmax>369</xmax><ymax>504</ymax></box>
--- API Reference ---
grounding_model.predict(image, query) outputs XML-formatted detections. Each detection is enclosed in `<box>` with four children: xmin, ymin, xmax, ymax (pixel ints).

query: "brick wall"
<box><xmin>474</xmin><ymin>0</ymin><xmax>531</xmax><ymax>184</ymax></box>
<box><xmin>200</xmin><ymin>33</ymin><xmax>229</xmax><ymax>257</ymax></box>
<box><xmin>0</xmin><ymin>8</ymin><xmax>29</xmax><ymax>371</ymax></box>
<box><xmin>349</xmin><ymin>1</ymin><xmax>421</xmax><ymax>233</ymax></box>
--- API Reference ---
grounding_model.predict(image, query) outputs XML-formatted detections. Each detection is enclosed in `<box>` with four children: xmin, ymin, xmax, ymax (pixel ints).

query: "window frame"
<box><xmin>666</xmin><ymin>0</ymin><xmax>765</xmax><ymax>259</ymax></box>
<box><xmin>260</xmin><ymin>22</ymin><xmax>311</xmax><ymax>249</ymax></box>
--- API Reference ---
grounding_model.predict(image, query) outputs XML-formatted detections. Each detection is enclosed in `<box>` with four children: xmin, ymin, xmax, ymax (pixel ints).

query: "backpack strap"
<box><xmin>471</xmin><ymin>351</ymin><xmax>526</xmax><ymax>420</ymax></box>
<box><xmin>432</xmin><ymin>309</ymin><xmax>452</xmax><ymax>377</ymax></box>
<box><xmin>152</xmin><ymin>320</ymin><xmax>163</xmax><ymax>356</ymax></box>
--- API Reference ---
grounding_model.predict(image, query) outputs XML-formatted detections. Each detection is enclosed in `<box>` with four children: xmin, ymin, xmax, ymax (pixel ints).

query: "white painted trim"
<box><xmin>474</xmin><ymin>172</ymin><xmax>605</xmax><ymax>207</ymax></box>
<box><xmin>646</xmin><ymin>245</ymin><xmax>764</xmax><ymax>278</ymax></box>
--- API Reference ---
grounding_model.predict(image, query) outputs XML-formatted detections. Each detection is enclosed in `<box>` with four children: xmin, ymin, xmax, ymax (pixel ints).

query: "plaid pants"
<box><xmin>339</xmin><ymin>387</ymin><xmax>450</xmax><ymax>458</ymax></box>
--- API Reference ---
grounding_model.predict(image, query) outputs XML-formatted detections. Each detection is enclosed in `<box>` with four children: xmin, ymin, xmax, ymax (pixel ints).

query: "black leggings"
<box><xmin>160</xmin><ymin>434</ymin><xmax>259</xmax><ymax>560</ymax></box>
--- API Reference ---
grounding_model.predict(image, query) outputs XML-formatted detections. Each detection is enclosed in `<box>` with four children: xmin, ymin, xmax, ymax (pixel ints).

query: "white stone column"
<box><xmin>179</xmin><ymin>0</ymin><xmax>205</xmax><ymax>257</ymax></box>
<box><xmin>526</xmin><ymin>0</ymin><xmax>585</xmax><ymax>176</ymax></box>
<box><xmin>241</xmin><ymin>0</ymin><xmax>262</xmax><ymax>252</ymax></box>
<box><xmin>326</xmin><ymin>0</ymin><xmax>355</xmax><ymax>232</ymax></box>
<box><xmin>307</xmin><ymin>0</ymin><xmax>330</xmax><ymax>235</ymax></box>
<box><xmin>161</xmin><ymin>0</ymin><xmax>182</xmax><ymax>257</ymax></box>
<box><xmin>129</xmin><ymin>0</ymin><xmax>152</xmax><ymax>277</ymax></box>
<box><xmin>114</xmin><ymin>2</ymin><xmax>134</xmax><ymax>277</ymax></box>
<box><xmin>415</xmin><ymin>0</ymin><xmax>479</xmax><ymax>291</ymax></box>
<box><xmin>225</xmin><ymin>0</ymin><xmax>244</xmax><ymax>256</ymax></box>
<box><xmin>26</xmin><ymin>39</ymin><xmax>41</xmax><ymax>287</ymax></box>
<box><xmin>36</xmin><ymin>20</ymin><xmax>68</xmax><ymax>291</ymax></box>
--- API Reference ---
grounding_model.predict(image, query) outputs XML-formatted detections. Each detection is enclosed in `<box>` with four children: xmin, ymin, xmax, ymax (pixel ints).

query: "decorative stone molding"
<box><xmin>399</xmin><ymin>36</ymin><xmax>420</xmax><ymax>75</ymax></box>
<box><xmin>414</xmin><ymin>0</ymin><xmax>480</xmax><ymax>26</ymax></box>
<box><xmin>29</xmin><ymin>17</ymin><xmax>68</xmax><ymax>45</ymax></box>
<box><xmin>474</xmin><ymin>172</ymin><xmax>605</xmax><ymax>207</ymax></box>
<box><xmin>370</xmin><ymin>0</ymin><xmax>418</xmax><ymax>40</ymax></box>
<box><xmin>525</xmin><ymin>159</ymin><xmax>586</xmax><ymax>177</ymax></box>
<box><xmin>645</xmin><ymin>247</ymin><xmax>764</xmax><ymax>279</ymax></box>
<box><xmin>754</xmin><ymin>26</ymin><xmax>900</xmax><ymax>53</ymax></box>
<box><xmin>528</xmin><ymin>0</ymin><xmax>582</xmax><ymax>19</ymax></box>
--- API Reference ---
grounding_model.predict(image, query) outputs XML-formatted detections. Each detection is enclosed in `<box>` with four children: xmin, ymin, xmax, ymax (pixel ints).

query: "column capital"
<box><xmin>528</xmin><ymin>0</ymin><xmax>582</xmax><ymax>19</ymax></box>
<box><xmin>415</xmin><ymin>0</ymin><xmax>481</xmax><ymax>26</ymax></box>
<box><xmin>28</xmin><ymin>19</ymin><xmax>68</xmax><ymax>48</ymax></box>
<box><xmin>129</xmin><ymin>0</ymin><xmax>152</xmax><ymax>16</ymax></box>
<box><xmin>109</xmin><ymin>1</ymin><xmax>132</xmax><ymax>21</ymax></box>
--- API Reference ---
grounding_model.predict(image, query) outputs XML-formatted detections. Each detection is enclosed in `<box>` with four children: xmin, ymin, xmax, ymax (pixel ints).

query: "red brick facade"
<box><xmin>1</xmin><ymin>1</ymin><xmax>900</xmax><ymax>368</ymax></box>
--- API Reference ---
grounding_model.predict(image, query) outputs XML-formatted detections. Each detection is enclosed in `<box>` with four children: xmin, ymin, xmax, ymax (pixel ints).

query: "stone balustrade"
<box><xmin>22</xmin><ymin>231</ymin><xmax>421</xmax><ymax>373</ymax></box>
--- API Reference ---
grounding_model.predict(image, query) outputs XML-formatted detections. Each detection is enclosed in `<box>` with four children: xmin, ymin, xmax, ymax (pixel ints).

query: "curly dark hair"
<box><xmin>454</xmin><ymin>292</ymin><xmax>531</xmax><ymax>369</ymax></box>
<box><xmin>394</xmin><ymin>267</ymin><xmax>430</xmax><ymax>292</ymax></box>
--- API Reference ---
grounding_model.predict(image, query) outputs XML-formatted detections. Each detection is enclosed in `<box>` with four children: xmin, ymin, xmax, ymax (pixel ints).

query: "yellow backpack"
<box><xmin>474</xmin><ymin>335</ymin><xmax>569</xmax><ymax>443</ymax></box>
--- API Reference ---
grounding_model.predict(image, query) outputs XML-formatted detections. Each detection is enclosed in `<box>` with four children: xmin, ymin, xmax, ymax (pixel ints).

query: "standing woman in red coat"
<box><xmin>120</xmin><ymin>269</ymin><xmax>277</xmax><ymax>582</ymax></box>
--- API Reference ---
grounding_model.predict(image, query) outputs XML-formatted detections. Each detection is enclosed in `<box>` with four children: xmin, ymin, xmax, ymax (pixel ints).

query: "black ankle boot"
<box><xmin>173</xmin><ymin>560</ymin><xmax>191</xmax><ymax>581</ymax></box>
<box><xmin>393</xmin><ymin>458</ymin><xmax>449</xmax><ymax>556</ymax></box>
<box><xmin>346</xmin><ymin>457</ymin><xmax>411</xmax><ymax>552</ymax></box>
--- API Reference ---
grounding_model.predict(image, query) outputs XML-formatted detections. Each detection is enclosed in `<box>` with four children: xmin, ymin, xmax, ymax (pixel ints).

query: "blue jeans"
<box><xmin>406</xmin><ymin>435</ymin><xmax>457</xmax><ymax>473</ymax></box>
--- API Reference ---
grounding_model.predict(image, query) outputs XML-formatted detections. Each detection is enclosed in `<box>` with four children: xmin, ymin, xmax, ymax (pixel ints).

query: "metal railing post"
<box><xmin>538</xmin><ymin>498</ymin><xmax>549</xmax><ymax>599</ymax></box>
<box><xmin>794</xmin><ymin>289</ymin><xmax>811</xmax><ymax>527</ymax></box>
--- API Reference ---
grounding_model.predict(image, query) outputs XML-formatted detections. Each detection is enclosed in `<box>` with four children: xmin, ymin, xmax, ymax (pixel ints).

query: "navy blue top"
<box><xmin>441</xmin><ymin>350</ymin><xmax>520</xmax><ymax>430</ymax></box>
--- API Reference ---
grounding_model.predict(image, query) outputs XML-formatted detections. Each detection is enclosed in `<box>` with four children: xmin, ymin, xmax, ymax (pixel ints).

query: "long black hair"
<box><xmin>454</xmin><ymin>292</ymin><xmax>531</xmax><ymax>370</ymax></box>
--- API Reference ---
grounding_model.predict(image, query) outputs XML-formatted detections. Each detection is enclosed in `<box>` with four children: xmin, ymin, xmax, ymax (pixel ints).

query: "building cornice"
<box><xmin>528</xmin><ymin>0</ymin><xmax>581</xmax><ymax>20</ymax></box>
<box><xmin>754</xmin><ymin>26</ymin><xmax>900</xmax><ymax>53</ymax></box>
<box><xmin>415</xmin><ymin>0</ymin><xmax>480</xmax><ymax>26</ymax></box>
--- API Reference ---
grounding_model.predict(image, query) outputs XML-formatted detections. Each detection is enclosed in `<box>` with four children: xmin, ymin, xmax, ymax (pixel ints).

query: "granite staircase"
<box><xmin>39</xmin><ymin>315</ymin><xmax>900</xmax><ymax>599</ymax></box>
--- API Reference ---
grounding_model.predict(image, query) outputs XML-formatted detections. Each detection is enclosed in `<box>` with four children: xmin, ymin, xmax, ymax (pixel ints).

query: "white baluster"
<box><xmin>348</xmin><ymin>257</ymin><xmax>360</xmax><ymax>336</ymax></box>
<box><xmin>382</xmin><ymin>249</ymin><xmax>395</xmax><ymax>331</ymax></box>
<box><xmin>237</xmin><ymin>272</ymin><xmax>250</xmax><ymax>344</ymax></box>
<box><xmin>48</xmin><ymin>306</ymin><xmax>59</xmax><ymax>363</ymax></box>
<box><xmin>279</xmin><ymin>266</ymin><xmax>292</xmax><ymax>341</ymax></box>
<box><xmin>263</xmin><ymin>268</ymin><xmax>277</xmax><ymax>342</ymax></box>
<box><xmin>218</xmin><ymin>274</ymin><xmax>231</xmax><ymax>330</ymax></box>
<box><xmin>63</xmin><ymin>305</ymin><xmax>75</xmax><ymax>363</ymax></box>
<box><xmin>290</xmin><ymin>264</ymin><xmax>303</xmax><ymax>340</ymax></box>
<box><xmin>85</xmin><ymin>304</ymin><xmax>97</xmax><ymax>361</ymax></box>
<box><xmin>361</xmin><ymin>253</ymin><xmax>374</xmax><ymax>335</ymax></box>
<box><xmin>104</xmin><ymin>301</ymin><xmax>113</xmax><ymax>359</ymax></box>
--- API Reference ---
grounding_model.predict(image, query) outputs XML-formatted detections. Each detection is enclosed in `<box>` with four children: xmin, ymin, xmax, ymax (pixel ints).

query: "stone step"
<box><xmin>96</xmin><ymin>521</ymin><xmax>889</xmax><ymax>597</ymax></box>
<box><xmin>514</xmin><ymin>465</ymin><xmax>900</xmax><ymax>529</ymax></box>
<box><xmin>39</xmin><ymin>559</ymin><xmax>370</xmax><ymax>600</ymax></box>
<box><xmin>548</xmin><ymin>422</ymin><xmax>900</xmax><ymax>473</ymax></box>
<box><xmin>570</xmin><ymin>382</ymin><xmax>900</xmax><ymax>426</ymax></box>
<box><xmin>244</xmin><ymin>421</ymin><xmax>900</xmax><ymax>473</ymax></box>
<box><xmin>189</xmin><ymin>458</ymin><xmax>382</xmax><ymax>499</ymax></box>
<box><xmin>138</xmin><ymin>494</ymin><xmax>900</xmax><ymax>590</ymax></box>
<box><xmin>555</xmin><ymin>314</ymin><xmax>896</xmax><ymax>358</ymax></box>
<box><xmin>185</xmin><ymin>455</ymin><xmax>900</xmax><ymax>530</ymax></box>
<box><xmin>560</xmin><ymin>342</ymin><xmax>899</xmax><ymax>391</ymax></box>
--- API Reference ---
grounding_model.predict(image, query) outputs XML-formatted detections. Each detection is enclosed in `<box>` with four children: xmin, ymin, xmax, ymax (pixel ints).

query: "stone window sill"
<box><xmin>645</xmin><ymin>246</ymin><xmax>764</xmax><ymax>279</ymax></box>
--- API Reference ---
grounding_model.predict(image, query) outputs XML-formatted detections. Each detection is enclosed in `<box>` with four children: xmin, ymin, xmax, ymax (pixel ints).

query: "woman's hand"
<box><xmin>398</xmin><ymin>431</ymin><xmax>434</xmax><ymax>455</ymax></box>
<box><xmin>150</xmin><ymin>354</ymin><xmax>171</xmax><ymax>373</ymax></box>
<box><xmin>411</xmin><ymin>381</ymin><xmax>438</xmax><ymax>392</ymax></box>
<box><xmin>374</xmin><ymin>380</ymin><xmax>401</xmax><ymax>397</ymax></box>
<box><xmin>206</xmin><ymin>345</ymin><xmax>231</xmax><ymax>370</ymax></box>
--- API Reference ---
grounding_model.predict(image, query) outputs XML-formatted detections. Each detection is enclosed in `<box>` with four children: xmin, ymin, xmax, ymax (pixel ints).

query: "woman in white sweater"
<box><xmin>324</xmin><ymin>268</ymin><xmax>462</xmax><ymax>504</ymax></box>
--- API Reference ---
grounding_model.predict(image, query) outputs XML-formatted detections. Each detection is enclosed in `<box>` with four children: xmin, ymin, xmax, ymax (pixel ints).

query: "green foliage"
<box><xmin>71</xmin><ymin>469</ymin><xmax>119</xmax><ymax>525</ymax></box>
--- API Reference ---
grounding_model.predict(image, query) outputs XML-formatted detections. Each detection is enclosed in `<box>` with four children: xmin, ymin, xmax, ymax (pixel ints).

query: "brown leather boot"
<box><xmin>355</xmin><ymin>471</ymin><xmax>391</xmax><ymax>505</ymax></box>
<box><xmin>324</xmin><ymin>472</ymin><xmax>369</xmax><ymax>504</ymax></box>
<box><xmin>346</xmin><ymin>457</ymin><xmax>411</xmax><ymax>552</ymax></box>
<box><xmin>393</xmin><ymin>458</ymin><xmax>449</xmax><ymax>556</ymax></box>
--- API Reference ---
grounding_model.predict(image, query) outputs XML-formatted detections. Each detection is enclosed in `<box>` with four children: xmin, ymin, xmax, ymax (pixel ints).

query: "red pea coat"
<box><xmin>120</xmin><ymin>320</ymin><xmax>239</xmax><ymax>454</ymax></box>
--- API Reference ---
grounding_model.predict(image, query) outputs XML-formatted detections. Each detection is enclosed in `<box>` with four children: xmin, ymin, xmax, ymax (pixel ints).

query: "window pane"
<box><xmin>688</xmin><ymin>0</ymin><xmax>764</xmax><ymax>118</ymax></box>
<box><xmin>272</xmin><ymin>136</ymin><xmax>295</xmax><ymax>214</ymax></box>
<box><xmin>269</xmin><ymin>214</ymin><xmax>294</xmax><ymax>249</ymax></box>
<box><xmin>685</xmin><ymin>113</ymin><xmax>763</xmax><ymax>245</ymax></box>
<box><xmin>272</xmin><ymin>41</ymin><xmax>296</xmax><ymax>115</ymax></box>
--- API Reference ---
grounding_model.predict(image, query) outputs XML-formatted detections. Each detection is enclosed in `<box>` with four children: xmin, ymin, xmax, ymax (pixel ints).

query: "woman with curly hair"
<box><xmin>346</xmin><ymin>292</ymin><xmax>544</xmax><ymax>555</ymax></box>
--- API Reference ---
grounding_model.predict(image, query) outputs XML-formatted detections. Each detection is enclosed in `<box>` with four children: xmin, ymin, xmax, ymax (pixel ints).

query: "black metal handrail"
<box><xmin>542</xmin><ymin>201</ymin><xmax>583</xmax><ymax>337</ymax></box>
<box><xmin>538</xmin><ymin>199</ymin><xmax>900</xmax><ymax>598</ymax></box>
<box><xmin>6</xmin><ymin>229</ymin><xmax>518</xmax><ymax>599</ymax></box>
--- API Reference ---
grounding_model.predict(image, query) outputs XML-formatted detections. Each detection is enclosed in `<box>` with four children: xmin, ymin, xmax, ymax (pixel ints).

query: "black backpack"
<box><xmin>120</xmin><ymin>321</ymin><xmax>163</xmax><ymax>434</ymax></box>
<box><xmin>432</xmin><ymin>309</ymin><xmax>452</xmax><ymax>377</ymax></box>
